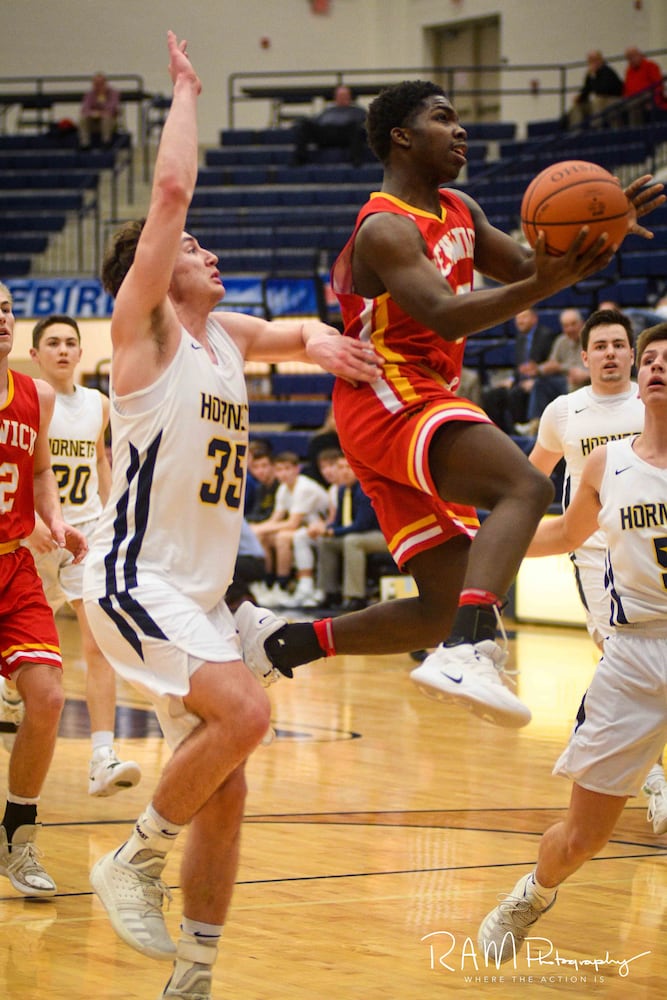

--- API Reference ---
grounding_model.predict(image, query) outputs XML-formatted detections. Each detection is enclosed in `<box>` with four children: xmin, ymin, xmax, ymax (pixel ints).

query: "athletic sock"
<box><xmin>526</xmin><ymin>870</ymin><xmax>557</xmax><ymax>908</ymax></box>
<box><xmin>116</xmin><ymin>803</ymin><xmax>182</xmax><ymax>870</ymax></box>
<box><xmin>91</xmin><ymin>730</ymin><xmax>115</xmax><ymax>756</ymax></box>
<box><xmin>446</xmin><ymin>589</ymin><xmax>502</xmax><ymax>645</ymax></box>
<box><xmin>265</xmin><ymin>620</ymin><xmax>334</xmax><ymax>671</ymax></box>
<box><xmin>2</xmin><ymin>796</ymin><xmax>39</xmax><ymax>845</ymax></box>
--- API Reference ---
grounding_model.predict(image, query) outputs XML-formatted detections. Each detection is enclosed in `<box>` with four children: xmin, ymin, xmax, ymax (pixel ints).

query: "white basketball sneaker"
<box><xmin>90</xmin><ymin>847</ymin><xmax>175</xmax><ymax>960</ymax></box>
<box><xmin>410</xmin><ymin>639</ymin><xmax>531</xmax><ymax>728</ymax></box>
<box><xmin>88</xmin><ymin>748</ymin><xmax>142</xmax><ymax>797</ymax></box>
<box><xmin>644</xmin><ymin>775</ymin><xmax>667</xmax><ymax>835</ymax></box>
<box><xmin>0</xmin><ymin>824</ymin><xmax>57</xmax><ymax>897</ymax></box>
<box><xmin>234</xmin><ymin>602</ymin><xmax>288</xmax><ymax>685</ymax></box>
<box><xmin>478</xmin><ymin>872</ymin><xmax>557</xmax><ymax>964</ymax></box>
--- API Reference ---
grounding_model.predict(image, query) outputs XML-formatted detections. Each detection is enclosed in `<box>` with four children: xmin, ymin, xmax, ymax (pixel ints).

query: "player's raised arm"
<box><xmin>106</xmin><ymin>31</ymin><xmax>202</xmax><ymax>392</ymax></box>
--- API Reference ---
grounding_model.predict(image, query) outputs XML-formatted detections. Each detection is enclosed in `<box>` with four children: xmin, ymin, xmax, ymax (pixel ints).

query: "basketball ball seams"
<box><xmin>522</xmin><ymin>211</ymin><xmax>629</xmax><ymax>227</ymax></box>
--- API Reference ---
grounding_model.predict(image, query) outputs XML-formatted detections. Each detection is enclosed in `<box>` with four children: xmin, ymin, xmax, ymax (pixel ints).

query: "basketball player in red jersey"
<box><xmin>0</xmin><ymin>281</ymin><xmax>87</xmax><ymax>895</ymax></box>
<box><xmin>241</xmin><ymin>81</ymin><xmax>664</xmax><ymax>728</ymax></box>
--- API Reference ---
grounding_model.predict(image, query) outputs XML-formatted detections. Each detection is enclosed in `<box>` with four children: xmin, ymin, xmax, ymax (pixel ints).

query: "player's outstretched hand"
<box><xmin>305</xmin><ymin>327</ymin><xmax>384</xmax><ymax>387</ymax></box>
<box><xmin>622</xmin><ymin>174</ymin><xmax>666</xmax><ymax>240</ymax></box>
<box><xmin>167</xmin><ymin>29</ymin><xmax>202</xmax><ymax>94</ymax></box>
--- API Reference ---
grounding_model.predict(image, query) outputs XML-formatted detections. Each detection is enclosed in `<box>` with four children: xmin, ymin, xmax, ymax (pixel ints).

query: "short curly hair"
<box><xmin>366</xmin><ymin>80</ymin><xmax>447</xmax><ymax>163</ymax></box>
<box><xmin>101</xmin><ymin>218</ymin><xmax>146</xmax><ymax>297</ymax></box>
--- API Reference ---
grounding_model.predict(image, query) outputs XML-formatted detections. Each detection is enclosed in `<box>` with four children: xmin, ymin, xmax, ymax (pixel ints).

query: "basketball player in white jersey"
<box><xmin>529</xmin><ymin>307</ymin><xmax>667</xmax><ymax>834</ymax></box>
<box><xmin>82</xmin><ymin>32</ymin><xmax>383</xmax><ymax>1000</ymax></box>
<box><xmin>478</xmin><ymin>322</ymin><xmax>667</xmax><ymax>962</ymax></box>
<box><xmin>23</xmin><ymin>314</ymin><xmax>141</xmax><ymax>797</ymax></box>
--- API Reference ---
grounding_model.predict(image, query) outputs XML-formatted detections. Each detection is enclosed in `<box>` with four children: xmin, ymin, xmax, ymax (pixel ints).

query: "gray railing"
<box><xmin>228</xmin><ymin>50</ymin><xmax>667</xmax><ymax>128</ymax></box>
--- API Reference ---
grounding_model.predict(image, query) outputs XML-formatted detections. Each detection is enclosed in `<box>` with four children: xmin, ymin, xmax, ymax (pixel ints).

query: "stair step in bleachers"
<box><xmin>0</xmin><ymin>170</ymin><xmax>99</xmax><ymax>191</ymax></box>
<box><xmin>2</xmin><ymin>235</ymin><xmax>49</xmax><ymax>254</ymax></box>
<box><xmin>465</xmin><ymin>123</ymin><xmax>516</xmax><ymax>141</ymax></box>
<box><xmin>0</xmin><ymin>191</ymin><xmax>85</xmax><ymax>213</ymax></box>
<box><xmin>199</xmin><ymin>225</ymin><xmax>351</xmax><ymax>253</ymax></box>
<box><xmin>3</xmin><ymin>213</ymin><xmax>65</xmax><ymax>232</ymax></box>
<box><xmin>0</xmin><ymin>131</ymin><xmax>132</xmax><ymax>276</ymax></box>
<box><xmin>271</xmin><ymin>372</ymin><xmax>334</xmax><ymax>398</ymax></box>
<box><xmin>249</xmin><ymin>399</ymin><xmax>331</xmax><ymax>427</ymax></box>
<box><xmin>526</xmin><ymin>119</ymin><xmax>563</xmax><ymax>138</ymax></box>
<box><xmin>191</xmin><ymin>183</ymin><xmax>375</xmax><ymax>211</ymax></box>
<box><xmin>250</xmin><ymin>430</ymin><xmax>312</xmax><ymax>457</ymax></box>
<box><xmin>622</xmin><ymin>248</ymin><xmax>667</xmax><ymax>276</ymax></box>
<box><xmin>220</xmin><ymin>128</ymin><xmax>299</xmax><ymax>146</ymax></box>
<box><xmin>0</xmin><ymin>256</ymin><xmax>32</xmax><ymax>277</ymax></box>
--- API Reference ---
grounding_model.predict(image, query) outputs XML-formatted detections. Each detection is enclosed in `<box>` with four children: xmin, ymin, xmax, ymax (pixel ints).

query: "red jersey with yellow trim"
<box><xmin>329</xmin><ymin>190</ymin><xmax>488</xmax><ymax>569</ymax></box>
<box><xmin>331</xmin><ymin>189</ymin><xmax>475</xmax><ymax>397</ymax></box>
<box><xmin>0</xmin><ymin>369</ymin><xmax>40</xmax><ymax>542</ymax></box>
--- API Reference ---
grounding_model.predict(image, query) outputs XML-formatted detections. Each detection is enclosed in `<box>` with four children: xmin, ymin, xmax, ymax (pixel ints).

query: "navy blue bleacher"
<box><xmin>250</xmin><ymin>430</ymin><xmax>312</xmax><ymax>458</ymax></box>
<box><xmin>0</xmin><ymin>133</ymin><xmax>130</xmax><ymax>276</ymax></box>
<box><xmin>271</xmin><ymin>372</ymin><xmax>334</xmax><ymax>397</ymax></box>
<box><xmin>249</xmin><ymin>400</ymin><xmax>330</xmax><ymax>428</ymax></box>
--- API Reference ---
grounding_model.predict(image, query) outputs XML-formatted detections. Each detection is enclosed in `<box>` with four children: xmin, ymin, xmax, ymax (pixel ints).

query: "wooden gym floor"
<box><xmin>1</xmin><ymin>613</ymin><xmax>665</xmax><ymax>1000</ymax></box>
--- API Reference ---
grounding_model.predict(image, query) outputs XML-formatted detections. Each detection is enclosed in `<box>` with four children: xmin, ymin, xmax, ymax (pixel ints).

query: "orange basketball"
<box><xmin>521</xmin><ymin>160</ymin><xmax>631</xmax><ymax>256</ymax></box>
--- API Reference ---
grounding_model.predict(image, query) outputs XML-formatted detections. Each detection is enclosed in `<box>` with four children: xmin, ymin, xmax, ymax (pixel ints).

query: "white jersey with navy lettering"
<box><xmin>49</xmin><ymin>385</ymin><xmax>104</xmax><ymax>525</ymax></box>
<box><xmin>598</xmin><ymin>437</ymin><xmax>667</xmax><ymax>627</ymax></box>
<box><xmin>83</xmin><ymin>319</ymin><xmax>248</xmax><ymax>614</ymax></box>
<box><xmin>537</xmin><ymin>384</ymin><xmax>644</xmax><ymax>553</ymax></box>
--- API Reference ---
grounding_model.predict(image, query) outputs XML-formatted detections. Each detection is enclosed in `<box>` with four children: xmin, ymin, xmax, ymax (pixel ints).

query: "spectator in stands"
<box><xmin>568</xmin><ymin>50</ymin><xmax>623</xmax><ymax>128</ymax></box>
<box><xmin>79</xmin><ymin>72</ymin><xmax>121</xmax><ymax>149</ymax></box>
<box><xmin>311</xmin><ymin>454</ymin><xmax>388</xmax><ymax>612</ymax></box>
<box><xmin>525</xmin><ymin>307</ymin><xmax>590</xmax><ymax>428</ymax></box>
<box><xmin>481</xmin><ymin>307</ymin><xmax>557</xmax><ymax>434</ymax></box>
<box><xmin>292</xmin><ymin>85</ymin><xmax>367</xmax><ymax>167</ymax></box>
<box><xmin>251</xmin><ymin>451</ymin><xmax>329</xmax><ymax>606</ymax></box>
<box><xmin>456</xmin><ymin>366</ymin><xmax>482</xmax><ymax>406</ymax></box>
<box><xmin>245</xmin><ymin>444</ymin><xmax>279</xmax><ymax>523</ymax></box>
<box><xmin>301</xmin><ymin>404</ymin><xmax>340</xmax><ymax>485</ymax></box>
<box><xmin>286</xmin><ymin>447</ymin><xmax>343</xmax><ymax>608</ymax></box>
<box><xmin>623</xmin><ymin>47</ymin><xmax>667</xmax><ymax>125</ymax></box>
<box><xmin>224</xmin><ymin>519</ymin><xmax>268</xmax><ymax>612</ymax></box>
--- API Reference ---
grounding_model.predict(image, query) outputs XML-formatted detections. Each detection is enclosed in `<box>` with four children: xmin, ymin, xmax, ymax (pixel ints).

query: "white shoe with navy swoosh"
<box><xmin>234</xmin><ymin>601</ymin><xmax>288</xmax><ymax>686</ymax></box>
<box><xmin>410</xmin><ymin>639</ymin><xmax>531</xmax><ymax>728</ymax></box>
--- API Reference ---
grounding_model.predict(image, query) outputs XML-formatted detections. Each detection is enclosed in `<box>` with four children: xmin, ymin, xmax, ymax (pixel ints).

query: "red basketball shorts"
<box><xmin>0</xmin><ymin>546</ymin><xmax>61</xmax><ymax>678</ymax></box>
<box><xmin>334</xmin><ymin>378</ymin><xmax>492</xmax><ymax>568</ymax></box>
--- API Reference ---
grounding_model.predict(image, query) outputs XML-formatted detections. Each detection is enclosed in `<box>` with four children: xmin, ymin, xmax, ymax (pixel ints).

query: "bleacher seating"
<box><xmin>249</xmin><ymin>399</ymin><xmax>330</xmax><ymax>428</ymax></box>
<box><xmin>0</xmin><ymin>132</ymin><xmax>131</xmax><ymax>276</ymax></box>
<box><xmin>271</xmin><ymin>372</ymin><xmax>334</xmax><ymax>398</ymax></box>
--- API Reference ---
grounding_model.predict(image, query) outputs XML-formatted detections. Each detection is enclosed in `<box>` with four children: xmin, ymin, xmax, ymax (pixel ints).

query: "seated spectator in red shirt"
<box><xmin>624</xmin><ymin>46</ymin><xmax>667</xmax><ymax>124</ymax></box>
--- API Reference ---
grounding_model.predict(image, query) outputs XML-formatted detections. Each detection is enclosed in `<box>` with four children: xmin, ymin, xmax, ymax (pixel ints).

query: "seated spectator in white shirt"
<box><xmin>251</xmin><ymin>451</ymin><xmax>329</xmax><ymax>606</ymax></box>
